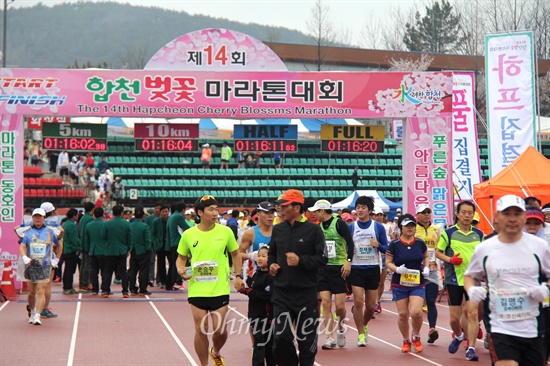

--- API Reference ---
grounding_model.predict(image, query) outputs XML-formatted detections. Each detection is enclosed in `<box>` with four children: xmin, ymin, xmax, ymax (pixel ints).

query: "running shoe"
<box><xmin>139</xmin><ymin>291</ymin><xmax>152</xmax><ymax>296</ymax></box>
<box><xmin>209</xmin><ymin>347</ymin><xmax>226</xmax><ymax>366</ymax></box>
<box><xmin>62</xmin><ymin>288</ymin><xmax>77</xmax><ymax>295</ymax></box>
<box><xmin>401</xmin><ymin>340</ymin><xmax>412</xmax><ymax>353</ymax></box>
<box><xmin>122</xmin><ymin>293</ymin><xmax>129</xmax><ymax>298</ymax></box>
<box><xmin>483</xmin><ymin>334</ymin><xmax>489</xmax><ymax>350</ymax></box>
<box><xmin>53</xmin><ymin>276</ymin><xmax>61</xmax><ymax>283</ymax></box>
<box><xmin>113</xmin><ymin>279</ymin><xmax>122</xmax><ymax>284</ymax></box>
<box><xmin>422</xmin><ymin>305</ymin><xmax>428</xmax><ymax>313</ymax></box>
<box><xmin>40</xmin><ymin>308</ymin><xmax>58</xmax><ymax>318</ymax></box>
<box><xmin>465</xmin><ymin>347</ymin><xmax>479</xmax><ymax>361</ymax></box>
<box><xmin>357</xmin><ymin>334</ymin><xmax>367</xmax><ymax>347</ymax></box>
<box><xmin>336</xmin><ymin>330</ymin><xmax>346</xmax><ymax>348</ymax></box>
<box><xmin>427</xmin><ymin>328</ymin><xmax>439</xmax><ymax>344</ymax></box>
<box><xmin>374</xmin><ymin>302</ymin><xmax>382</xmax><ymax>313</ymax></box>
<box><xmin>77</xmin><ymin>286</ymin><xmax>90</xmax><ymax>292</ymax></box>
<box><xmin>364</xmin><ymin>326</ymin><xmax>369</xmax><ymax>344</ymax></box>
<box><xmin>412</xmin><ymin>335</ymin><xmax>423</xmax><ymax>352</ymax></box>
<box><xmin>322</xmin><ymin>337</ymin><xmax>337</xmax><ymax>350</ymax></box>
<box><xmin>448</xmin><ymin>336</ymin><xmax>464</xmax><ymax>354</ymax></box>
<box><xmin>101</xmin><ymin>292</ymin><xmax>109</xmax><ymax>298</ymax></box>
<box><xmin>31</xmin><ymin>313</ymin><xmax>42</xmax><ymax>325</ymax></box>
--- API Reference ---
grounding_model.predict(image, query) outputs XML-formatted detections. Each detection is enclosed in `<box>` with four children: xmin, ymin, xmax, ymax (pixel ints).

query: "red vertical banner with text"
<box><xmin>0</xmin><ymin>114</ymin><xmax>24</xmax><ymax>288</ymax></box>
<box><xmin>405</xmin><ymin>115</ymin><xmax>454</xmax><ymax>226</ymax></box>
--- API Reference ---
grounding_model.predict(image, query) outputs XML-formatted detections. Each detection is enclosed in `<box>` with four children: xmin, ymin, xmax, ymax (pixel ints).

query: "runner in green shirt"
<box><xmin>176</xmin><ymin>195</ymin><xmax>243</xmax><ymax>366</ymax></box>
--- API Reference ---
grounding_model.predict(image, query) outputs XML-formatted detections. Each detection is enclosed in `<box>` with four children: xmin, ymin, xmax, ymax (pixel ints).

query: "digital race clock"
<box><xmin>42</xmin><ymin>122</ymin><xmax>108</xmax><ymax>151</ymax></box>
<box><xmin>134</xmin><ymin>123</ymin><xmax>199</xmax><ymax>152</ymax></box>
<box><xmin>135</xmin><ymin>138</ymin><xmax>198</xmax><ymax>152</ymax></box>
<box><xmin>321</xmin><ymin>139</ymin><xmax>384</xmax><ymax>153</ymax></box>
<box><xmin>234</xmin><ymin>139</ymin><xmax>298</xmax><ymax>152</ymax></box>
<box><xmin>233</xmin><ymin>124</ymin><xmax>298</xmax><ymax>153</ymax></box>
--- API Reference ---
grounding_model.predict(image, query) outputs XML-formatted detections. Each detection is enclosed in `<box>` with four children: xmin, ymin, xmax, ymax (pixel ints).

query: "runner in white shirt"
<box><xmin>465</xmin><ymin>195</ymin><xmax>550</xmax><ymax>366</ymax></box>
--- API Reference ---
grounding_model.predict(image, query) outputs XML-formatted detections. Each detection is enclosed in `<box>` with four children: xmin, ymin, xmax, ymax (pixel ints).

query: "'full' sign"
<box><xmin>320</xmin><ymin>125</ymin><xmax>385</xmax><ymax>140</ymax></box>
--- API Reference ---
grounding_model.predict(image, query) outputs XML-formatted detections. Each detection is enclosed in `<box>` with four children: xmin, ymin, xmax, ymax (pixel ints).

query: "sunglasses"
<box><xmin>200</xmin><ymin>195</ymin><xmax>215</xmax><ymax>202</ymax></box>
<box><xmin>420</xmin><ymin>210</ymin><xmax>432</xmax><ymax>214</ymax></box>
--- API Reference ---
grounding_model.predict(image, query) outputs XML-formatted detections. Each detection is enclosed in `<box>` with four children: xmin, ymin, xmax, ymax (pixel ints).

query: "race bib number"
<box><xmin>29</xmin><ymin>242</ymin><xmax>47</xmax><ymax>260</ymax></box>
<box><xmin>357</xmin><ymin>244</ymin><xmax>376</xmax><ymax>261</ymax></box>
<box><xmin>495</xmin><ymin>288</ymin><xmax>531</xmax><ymax>321</ymax></box>
<box><xmin>326</xmin><ymin>240</ymin><xmax>336</xmax><ymax>259</ymax></box>
<box><xmin>193</xmin><ymin>261</ymin><xmax>218</xmax><ymax>282</ymax></box>
<box><xmin>427</xmin><ymin>248</ymin><xmax>436</xmax><ymax>263</ymax></box>
<box><xmin>399</xmin><ymin>269</ymin><xmax>420</xmax><ymax>287</ymax></box>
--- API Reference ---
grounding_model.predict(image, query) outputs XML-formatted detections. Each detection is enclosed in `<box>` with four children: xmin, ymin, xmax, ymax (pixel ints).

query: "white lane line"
<box><xmin>380</xmin><ymin>308</ymin><xmax>454</xmax><ymax>334</ymax></box>
<box><xmin>346</xmin><ymin>324</ymin><xmax>444</xmax><ymax>366</ymax></box>
<box><xmin>146</xmin><ymin>295</ymin><xmax>198</xmax><ymax>366</ymax></box>
<box><xmin>229</xmin><ymin>306</ymin><xmax>324</xmax><ymax>366</ymax></box>
<box><xmin>0</xmin><ymin>300</ymin><xmax>9</xmax><ymax>311</ymax></box>
<box><xmin>67</xmin><ymin>293</ymin><xmax>82</xmax><ymax>366</ymax></box>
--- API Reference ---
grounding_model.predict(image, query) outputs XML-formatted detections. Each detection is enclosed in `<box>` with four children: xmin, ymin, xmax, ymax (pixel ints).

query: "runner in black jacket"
<box><xmin>268</xmin><ymin>189</ymin><xmax>327</xmax><ymax>366</ymax></box>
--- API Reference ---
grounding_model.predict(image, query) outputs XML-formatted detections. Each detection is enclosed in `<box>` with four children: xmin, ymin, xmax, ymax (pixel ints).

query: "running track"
<box><xmin>0</xmin><ymin>278</ymin><xmax>491</xmax><ymax>365</ymax></box>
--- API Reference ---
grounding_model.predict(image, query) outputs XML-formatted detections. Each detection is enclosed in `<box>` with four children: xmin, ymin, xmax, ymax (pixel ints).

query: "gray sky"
<box><xmin>14</xmin><ymin>0</ymin><xmax>417</xmax><ymax>46</ymax></box>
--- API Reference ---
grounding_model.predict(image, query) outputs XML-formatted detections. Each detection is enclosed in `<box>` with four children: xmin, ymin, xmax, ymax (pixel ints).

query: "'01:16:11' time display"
<box><xmin>234</xmin><ymin>139</ymin><xmax>298</xmax><ymax>152</ymax></box>
<box><xmin>42</xmin><ymin>137</ymin><xmax>107</xmax><ymax>151</ymax></box>
<box><xmin>135</xmin><ymin>138</ymin><xmax>199</xmax><ymax>152</ymax></box>
<box><xmin>321</xmin><ymin>139</ymin><xmax>384</xmax><ymax>153</ymax></box>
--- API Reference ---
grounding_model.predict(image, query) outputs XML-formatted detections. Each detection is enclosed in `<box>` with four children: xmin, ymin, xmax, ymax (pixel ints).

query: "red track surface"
<box><xmin>1</xmin><ymin>278</ymin><xmax>491</xmax><ymax>365</ymax></box>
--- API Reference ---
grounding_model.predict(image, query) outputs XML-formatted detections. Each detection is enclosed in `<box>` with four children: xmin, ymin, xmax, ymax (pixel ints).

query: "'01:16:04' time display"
<box><xmin>321</xmin><ymin>139</ymin><xmax>384</xmax><ymax>153</ymax></box>
<box><xmin>43</xmin><ymin>137</ymin><xmax>107</xmax><ymax>151</ymax></box>
<box><xmin>135</xmin><ymin>138</ymin><xmax>199</xmax><ymax>152</ymax></box>
<box><xmin>234</xmin><ymin>139</ymin><xmax>298</xmax><ymax>152</ymax></box>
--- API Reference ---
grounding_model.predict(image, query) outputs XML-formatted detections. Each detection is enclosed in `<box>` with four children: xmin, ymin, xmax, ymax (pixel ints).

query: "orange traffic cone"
<box><xmin>0</xmin><ymin>261</ymin><xmax>18</xmax><ymax>300</ymax></box>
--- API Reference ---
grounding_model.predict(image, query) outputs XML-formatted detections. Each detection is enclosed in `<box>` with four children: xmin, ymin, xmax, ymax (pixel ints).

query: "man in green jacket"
<box><xmin>62</xmin><ymin>209</ymin><xmax>81</xmax><ymax>295</ymax></box>
<box><xmin>129</xmin><ymin>207</ymin><xmax>152</xmax><ymax>296</ymax></box>
<box><xmin>151</xmin><ymin>205</ymin><xmax>169</xmax><ymax>287</ymax></box>
<box><xmin>84</xmin><ymin>207</ymin><xmax>108</xmax><ymax>296</ymax></box>
<box><xmin>102</xmin><ymin>205</ymin><xmax>132</xmax><ymax>298</ymax></box>
<box><xmin>145</xmin><ymin>204</ymin><xmax>161</xmax><ymax>287</ymax></box>
<box><xmin>165</xmin><ymin>201</ymin><xmax>190</xmax><ymax>291</ymax></box>
<box><xmin>78</xmin><ymin>202</ymin><xmax>95</xmax><ymax>292</ymax></box>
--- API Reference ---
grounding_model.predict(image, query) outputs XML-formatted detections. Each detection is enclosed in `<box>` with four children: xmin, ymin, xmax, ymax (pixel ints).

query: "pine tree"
<box><xmin>403</xmin><ymin>0</ymin><xmax>466</xmax><ymax>53</ymax></box>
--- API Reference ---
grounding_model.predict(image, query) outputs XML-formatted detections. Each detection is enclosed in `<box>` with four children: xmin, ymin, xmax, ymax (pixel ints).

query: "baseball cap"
<box><xmin>203</xmin><ymin>143</ymin><xmax>210</xmax><ymax>147</ymax></box>
<box><xmin>40</xmin><ymin>202</ymin><xmax>55</xmax><ymax>213</ymax></box>
<box><xmin>257</xmin><ymin>201</ymin><xmax>276</xmax><ymax>212</ymax></box>
<box><xmin>275</xmin><ymin>189</ymin><xmax>305</xmax><ymax>206</ymax></box>
<box><xmin>308</xmin><ymin>199</ymin><xmax>331</xmax><ymax>212</ymax></box>
<box><xmin>372</xmin><ymin>207</ymin><xmax>383</xmax><ymax>215</ymax></box>
<box><xmin>472</xmin><ymin>212</ymin><xmax>480</xmax><ymax>223</ymax></box>
<box><xmin>184</xmin><ymin>209</ymin><xmax>193</xmax><ymax>215</ymax></box>
<box><xmin>341</xmin><ymin>213</ymin><xmax>353</xmax><ymax>222</ymax></box>
<box><xmin>401</xmin><ymin>218</ymin><xmax>416</xmax><ymax>226</ymax></box>
<box><xmin>497</xmin><ymin>194</ymin><xmax>526</xmax><ymax>212</ymax></box>
<box><xmin>526</xmin><ymin>209</ymin><xmax>544</xmax><ymax>223</ymax></box>
<box><xmin>32</xmin><ymin>208</ymin><xmax>46</xmax><ymax>217</ymax></box>
<box><xmin>416</xmin><ymin>204</ymin><xmax>431</xmax><ymax>214</ymax></box>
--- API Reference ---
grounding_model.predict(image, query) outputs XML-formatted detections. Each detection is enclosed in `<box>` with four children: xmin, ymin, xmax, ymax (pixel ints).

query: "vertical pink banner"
<box><xmin>0</xmin><ymin>113</ymin><xmax>24</xmax><ymax>287</ymax></box>
<box><xmin>406</xmin><ymin>115</ymin><xmax>454</xmax><ymax>226</ymax></box>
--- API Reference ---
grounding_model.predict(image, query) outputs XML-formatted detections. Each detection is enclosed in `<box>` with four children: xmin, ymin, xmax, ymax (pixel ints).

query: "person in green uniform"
<box><xmin>78</xmin><ymin>201</ymin><xmax>95</xmax><ymax>292</ymax></box>
<box><xmin>102</xmin><ymin>205</ymin><xmax>132</xmax><ymax>298</ymax></box>
<box><xmin>84</xmin><ymin>207</ymin><xmax>108</xmax><ymax>296</ymax></box>
<box><xmin>145</xmin><ymin>204</ymin><xmax>161</xmax><ymax>287</ymax></box>
<box><xmin>152</xmin><ymin>205</ymin><xmax>169</xmax><ymax>287</ymax></box>
<box><xmin>62</xmin><ymin>208</ymin><xmax>81</xmax><ymax>294</ymax></box>
<box><xmin>128</xmin><ymin>206</ymin><xmax>152</xmax><ymax>296</ymax></box>
<box><xmin>166</xmin><ymin>201</ymin><xmax>190</xmax><ymax>291</ymax></box>
<box><xmin>176</xmin><ymin>195</ymin><xmax>244</xmax><ymax>366</ymax></box>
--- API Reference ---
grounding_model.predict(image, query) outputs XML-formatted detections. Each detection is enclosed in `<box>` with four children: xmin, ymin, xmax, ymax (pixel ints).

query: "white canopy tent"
<box><xmin>331</xmin><ymin>190</ymin><xmax>390</xmax><ymax>211</ymax></box>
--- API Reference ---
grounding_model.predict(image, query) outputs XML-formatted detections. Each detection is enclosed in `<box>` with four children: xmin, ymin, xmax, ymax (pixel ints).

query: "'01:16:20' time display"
<box><xmin>234</xmin><ymin>139</ymin><xmax>298</xmax><ymax>152</ymax></box>
<box><xmin>135</xmin><ymin>138</ymin><xmax>199</xmax><ymax>152</ymax></box>
<box><xmin>43</xmin><ymin>137</ymin><xmax>107</xmax><ymax>151</ymax></box>
<box><xmin>321</xmin><ymin>139</ymin><xmax>384</xmax><ymax>153</ymax></box>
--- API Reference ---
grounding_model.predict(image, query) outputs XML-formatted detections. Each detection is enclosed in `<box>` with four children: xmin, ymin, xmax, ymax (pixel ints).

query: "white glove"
<box><xmin>422</xmin><ymin>267</ymin><xmax>430</xmax><ymax>277</ymax></box>
<box><xmin>529</xmin><ymin>284</ymin><xmax>550</xmax><ymax>302</ymax></box>
<box><xmin>248</xmin><ymin>251</ymin><xmax>258</xmax><ymax>262</ymax></box>
<box><xmin>51</xmin><ymin>258</ymin><xmax>59</xmax><ymax>268</ymax></box>
<box><xmin>22</xmin><ymin>256</ymin><xmax>31</xmax><ymax>265</ymax></box>
<box><xmin>467</xmin><ymin>286</ymin><xmax>487</xmax><ymax>304</ymax></box>
<box><xmin>395</xmin><ymin>264</ymin><xmax>408</xmax><ymax>275</ymax></box>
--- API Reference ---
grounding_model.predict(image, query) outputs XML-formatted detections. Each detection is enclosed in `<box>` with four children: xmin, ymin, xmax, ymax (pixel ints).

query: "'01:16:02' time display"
<box><xmin>234</xmin><ymin>139</ymin><xmax>298</xmax><ymax>152</ymax></box>
<box><xmin>43</xmin><ymin>137</ymin><xmax>107</xmax><ymax>151</ymax></box>
<box><xmin>321</xmin><ymin>139</ymin><xmax>384</xmax><ymax>153</ymax></box>
<box><xmin>135</xmin><ymin>138</ymin><xmax>199</xmax><ymax>152</ymax></box>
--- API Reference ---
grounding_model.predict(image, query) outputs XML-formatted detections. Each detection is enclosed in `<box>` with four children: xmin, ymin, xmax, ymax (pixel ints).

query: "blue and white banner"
<box><xmin>452</xmin><ymin>72</ymin><xmax>481</xmax><ymax>200</ymax></box>
<box><xmin>485</xmin><ymin>31</ymin><xmax>536</xmax><ymax>177</ymax></box>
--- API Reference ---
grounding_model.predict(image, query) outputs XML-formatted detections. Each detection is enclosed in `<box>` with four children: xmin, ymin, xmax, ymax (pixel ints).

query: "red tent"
<box><xmin>473</xmin><ymin>146</ymin><xmax>550</xmax><ymax>234</ymax></box>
